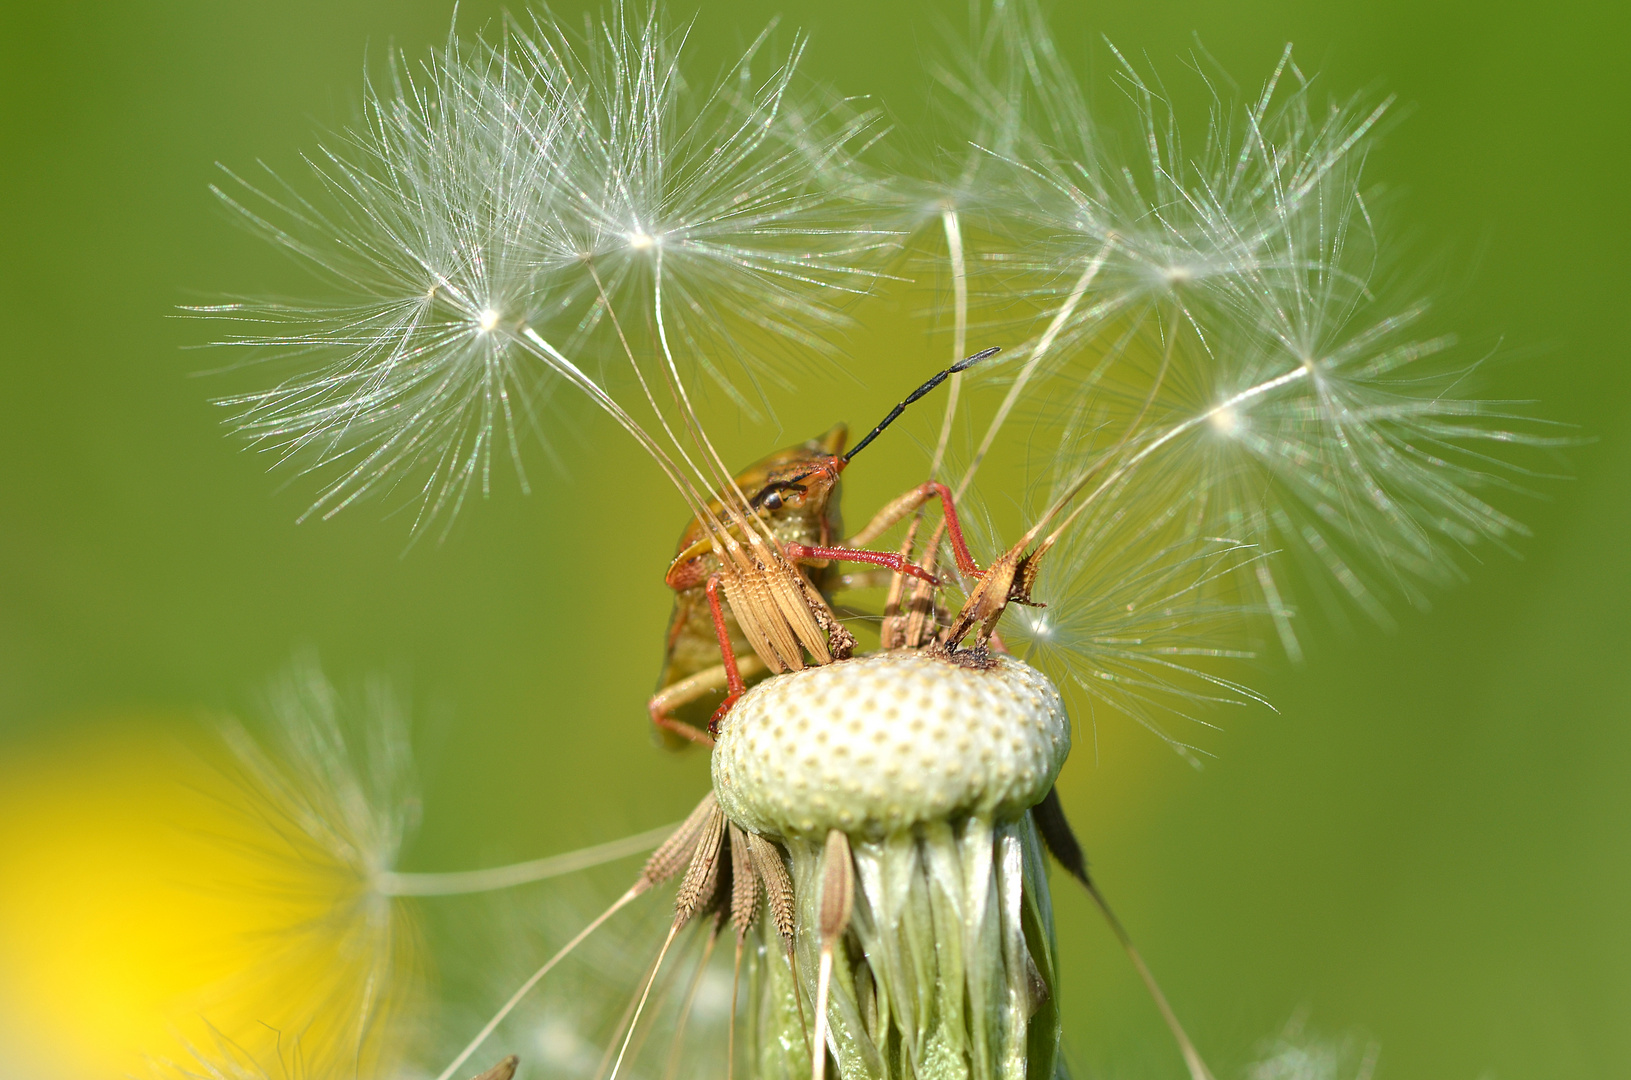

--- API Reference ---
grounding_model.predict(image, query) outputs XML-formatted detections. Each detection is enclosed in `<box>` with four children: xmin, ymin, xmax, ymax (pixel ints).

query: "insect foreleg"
<box><xmin>844</xmin><ymin>481</ymin><xmax>981</xmax><ymax>577</ymax></box>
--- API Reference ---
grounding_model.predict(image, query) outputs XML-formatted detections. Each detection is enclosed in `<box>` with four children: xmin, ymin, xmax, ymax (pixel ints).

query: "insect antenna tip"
<box><xmin>843</xmin><ymin>346</ymin><xmax>1002</xmax><ymax>464</ymax></box>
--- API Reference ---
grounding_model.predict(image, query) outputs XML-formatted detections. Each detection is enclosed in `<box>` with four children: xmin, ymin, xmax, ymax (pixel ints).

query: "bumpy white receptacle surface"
<box><xmin>711</xmin><ymin>650</ymin><xmax>1069</xmax><ymax>838</ymax></box>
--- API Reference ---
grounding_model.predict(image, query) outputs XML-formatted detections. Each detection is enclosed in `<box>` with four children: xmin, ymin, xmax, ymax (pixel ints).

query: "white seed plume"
<box><xmin>931</xmin><ymin>4</ymin><xmax>1558</xmax><ymax>662</ymax></box>
<box><xmin>200</xmin><ymin>10</ymin><xmax>891</xmax><ymax>535</ymax></box>
<box><xmin>205</xmin><ymin>654</ymin><xmax>422</xmax><ymax>1078</ymax></box>
<box><xmin>1006</xmin><ymin>499</ymin><xmax>1271</xmax><ymax>763</ymax></box>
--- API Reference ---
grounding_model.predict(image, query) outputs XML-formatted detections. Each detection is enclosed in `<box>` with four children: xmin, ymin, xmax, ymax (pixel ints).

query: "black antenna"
<box><xmin>843</xmin><ymin>346</ymin><xmax>1000</xmax><ymax>464</ymax></box>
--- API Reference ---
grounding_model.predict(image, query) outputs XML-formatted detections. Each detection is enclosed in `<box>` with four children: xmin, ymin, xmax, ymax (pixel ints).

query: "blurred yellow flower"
<box><xmin>0</xmin><ymin>719</ymin><xmax>417</xmax><ymax>1080</ymax></box>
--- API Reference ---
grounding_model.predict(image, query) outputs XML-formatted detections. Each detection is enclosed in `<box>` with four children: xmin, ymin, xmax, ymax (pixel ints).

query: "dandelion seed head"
<box><xmin>190</xmin><ymin>653</ymin><xmax>424</xmax><ymax>1078</ymax></box>
<box><xmin>709</xmin><ymin>650</ymin><xmax>1067</xmax><ymax>1080</ymax></box>
<box><xmin>713</xmin><ymin>651</ymin><xmax>1068</xmax><ymax>837</ymax></box>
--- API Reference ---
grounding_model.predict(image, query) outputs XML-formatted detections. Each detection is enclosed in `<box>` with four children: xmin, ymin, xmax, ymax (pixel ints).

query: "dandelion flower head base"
<box><xmin>710</xmin><ymin>651</ymin><xmax>1068</xmax><ymax>1080</ymax></box>
<box><xmin>711</xmin><ymin>651</ymin><xmax>1070</xmax><ymax>838</ymax></box>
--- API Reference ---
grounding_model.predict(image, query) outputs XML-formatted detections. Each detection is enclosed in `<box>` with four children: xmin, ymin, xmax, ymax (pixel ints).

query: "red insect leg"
<box><xmin>916</xmin><ymin>481</ymin><xmax>982</xmax><ymax>577</ymax></box>
<box><xmin>782</xmin><ymin>543</ymin><xmax>941</xmax><ymax>584</ymax></box>
<box><xmin>706</xmin><ymin>573</ymin><xmax>748</xmax><ymax>736</ymax></box>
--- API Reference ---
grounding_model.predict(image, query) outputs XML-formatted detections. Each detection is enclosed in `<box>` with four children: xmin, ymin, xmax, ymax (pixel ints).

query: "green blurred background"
<box><xmin>1</xmin><ymin>0</ymin><xmax>1627</xmax><ymax>1077</ymax></box>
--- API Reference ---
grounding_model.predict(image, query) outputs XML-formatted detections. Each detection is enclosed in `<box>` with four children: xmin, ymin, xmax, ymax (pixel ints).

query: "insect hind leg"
<box><xmin>648</xmin><ymin>649</ymin><xmax>767</xmax><ymax>748</ymax></box>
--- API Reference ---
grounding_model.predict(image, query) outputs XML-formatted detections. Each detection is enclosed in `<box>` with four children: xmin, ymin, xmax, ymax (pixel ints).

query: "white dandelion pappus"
<box><xmin>509</xmin><ymin>8</ymin><xmax>893</xmax><ymax>389</ymax></box>
<box><xmin>185</xmin><ymin>653</ymin><xmax>683</xmax><ymax>1080</ymax></box>
<box><xmin>202</xmin><ymin>8</ymin><xmax>892</xmax><ymax>537</ymax></box>
<box><xmin>204</xmin><ymin>31</ymin><xmax>579</xmax><ymax>534</ymax></box>
<box><xmin>943</xmin><ymin>23</ymin><xmax>1558</xmax><ymax>663</ymax></box>
<box><xmin>1005</xmin><ymin>472</ymin><xmax>1272</xmax><ymax>763</ymax></box>
<box><xmin>886</xmin><ymin>0</ymin><xmax>1066</xmax><ymax>479</ymax></box>
<box><xmin>198</xmin><ymin>654</ymin><xmax>423</xmax><ymax>1080</ymax></box>
<box><xmin>951</xmin><ymin>37</ymin><xmax>1396</xmax><ymax>494</ymax></box>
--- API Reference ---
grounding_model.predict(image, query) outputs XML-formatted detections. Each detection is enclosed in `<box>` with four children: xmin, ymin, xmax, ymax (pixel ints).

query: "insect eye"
<box><xmin>760</xmin><ymin>490</ymin><xmax>784</xmax><ymax>511</ymax></box>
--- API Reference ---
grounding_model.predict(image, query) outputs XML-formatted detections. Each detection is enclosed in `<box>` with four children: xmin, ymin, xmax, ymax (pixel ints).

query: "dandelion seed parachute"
<box><xmin>1003</xmin><ymin>483</ymin><xmax>1271</xmax><ymax>764</ymax></box>
<box><xmin>203</xmin><ymin>8</ymin><xmax>892</xmax><ymax>536</ymax></box>
<box><xmin>506</xmin><ymin>8</ymin><xmax>893</xmax><ymax>383</ymax></box>
<box><xmin>186</xmin><ymin>655</ymin><xmax>424</xmax><ymax>1080</ymax></box>
<box><xmin>939</xmin><ymin>8</ymin><xmax>1558</xmax><ymax>664</ymax></box>
<box><xmin>1247</xmin><ymin>1015</ymin><xmax>1381</xmax><ymax>1080</ymax></box>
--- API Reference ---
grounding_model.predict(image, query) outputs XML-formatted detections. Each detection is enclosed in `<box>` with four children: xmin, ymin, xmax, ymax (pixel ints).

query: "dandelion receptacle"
<box><xmin>182</xmin><ymin>2</ymin><xmax>1558</xmax><ymax>1078</ymax></box>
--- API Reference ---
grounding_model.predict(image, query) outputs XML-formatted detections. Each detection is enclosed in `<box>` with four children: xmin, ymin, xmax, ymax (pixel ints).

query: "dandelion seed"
<box><xmin>202</xmin><ymin>8</ymin><xmax>893</xmax><ymax>536</ymax></box>
<box><xmin>929</xmin><ymin>6</ymin><xmax>1560</xmax><ymax>665</ymax></box>
<box><xmin>200</xmin><ymin>654</ymin><xmax>424</xmax><ymax>1079</ymax></box>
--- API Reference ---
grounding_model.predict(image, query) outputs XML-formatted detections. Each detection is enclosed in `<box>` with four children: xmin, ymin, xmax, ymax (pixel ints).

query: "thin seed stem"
<box><xmin>1081</xmin><ymin>879</ymin><xmax>1215</xmax><ymax>1080</ymax></box>
<box><xmin>955</xmin><ymin>236</ymin><xmax>1116</xmax><ymax>502</ymax></box>
<box><xmin>930</xmin><ymin>206</ymin><xmax>969</xmax><ymax>479</ymax></box>
<box><xmin>435</xmin><ymin>885</ymin><xmax>643</xmax><ymax>1080</ymax></box>
<box><xmin>811</xmin><ymin>949</ymin><xmax>835</xmax><ymax>1080</ymax></box>
<box><xmin>727</xmin><ymin>934</ymin><xmax>745</xmax><ymax>1080</ymax></box>
<box><xmin>608</xmin><ymin>924</ymin><xmax>683</xmax><ymax>1080</ymax></box>
<box><xmin>1035</xmin><ymin>363</ymin><xmax>1313</xmax><ymax>551</ymax></box>
<box><xmin>652</xmin><ymin>247</ymin><xmax>762</xmax><ymax>535</ymax></box>
<box><xmin>585</xmin><ymin>262</ymin><xmax>723</xmax><ymax>515</ymax></box>
<box><xmin>663</xmin><ymin>925</ymin><xmax>722</xmax><ymax>1080</ymax></box>
<box><xmin>374</xmin><ymin>823</ymin><xmax>676</xmax><ymax>897</ymax></box>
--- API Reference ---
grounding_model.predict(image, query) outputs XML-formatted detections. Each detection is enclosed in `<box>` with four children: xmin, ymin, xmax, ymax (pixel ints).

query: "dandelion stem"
<box><xmin>373</xmin><ymin>823</ymin><xmax>677</xmax><ymax>896</ymax></box>
<box><xmin>435</xmin><ymin>884</ymin><xmax>643</xmax><ymax>1080</ymax></box>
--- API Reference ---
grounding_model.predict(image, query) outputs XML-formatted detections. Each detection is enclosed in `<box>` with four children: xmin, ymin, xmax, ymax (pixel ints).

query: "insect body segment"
<box><xmin>652</xmin><ymin>426</ymin><xmax>852</xmax><ymax>747</ymax></box>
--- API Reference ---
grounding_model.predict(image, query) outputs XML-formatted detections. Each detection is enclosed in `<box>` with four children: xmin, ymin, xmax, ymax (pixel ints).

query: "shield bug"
<box><xmin>648</xmin><ymin>348</ymin><xmax>997</xmax><ymax>747</ymax></box>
